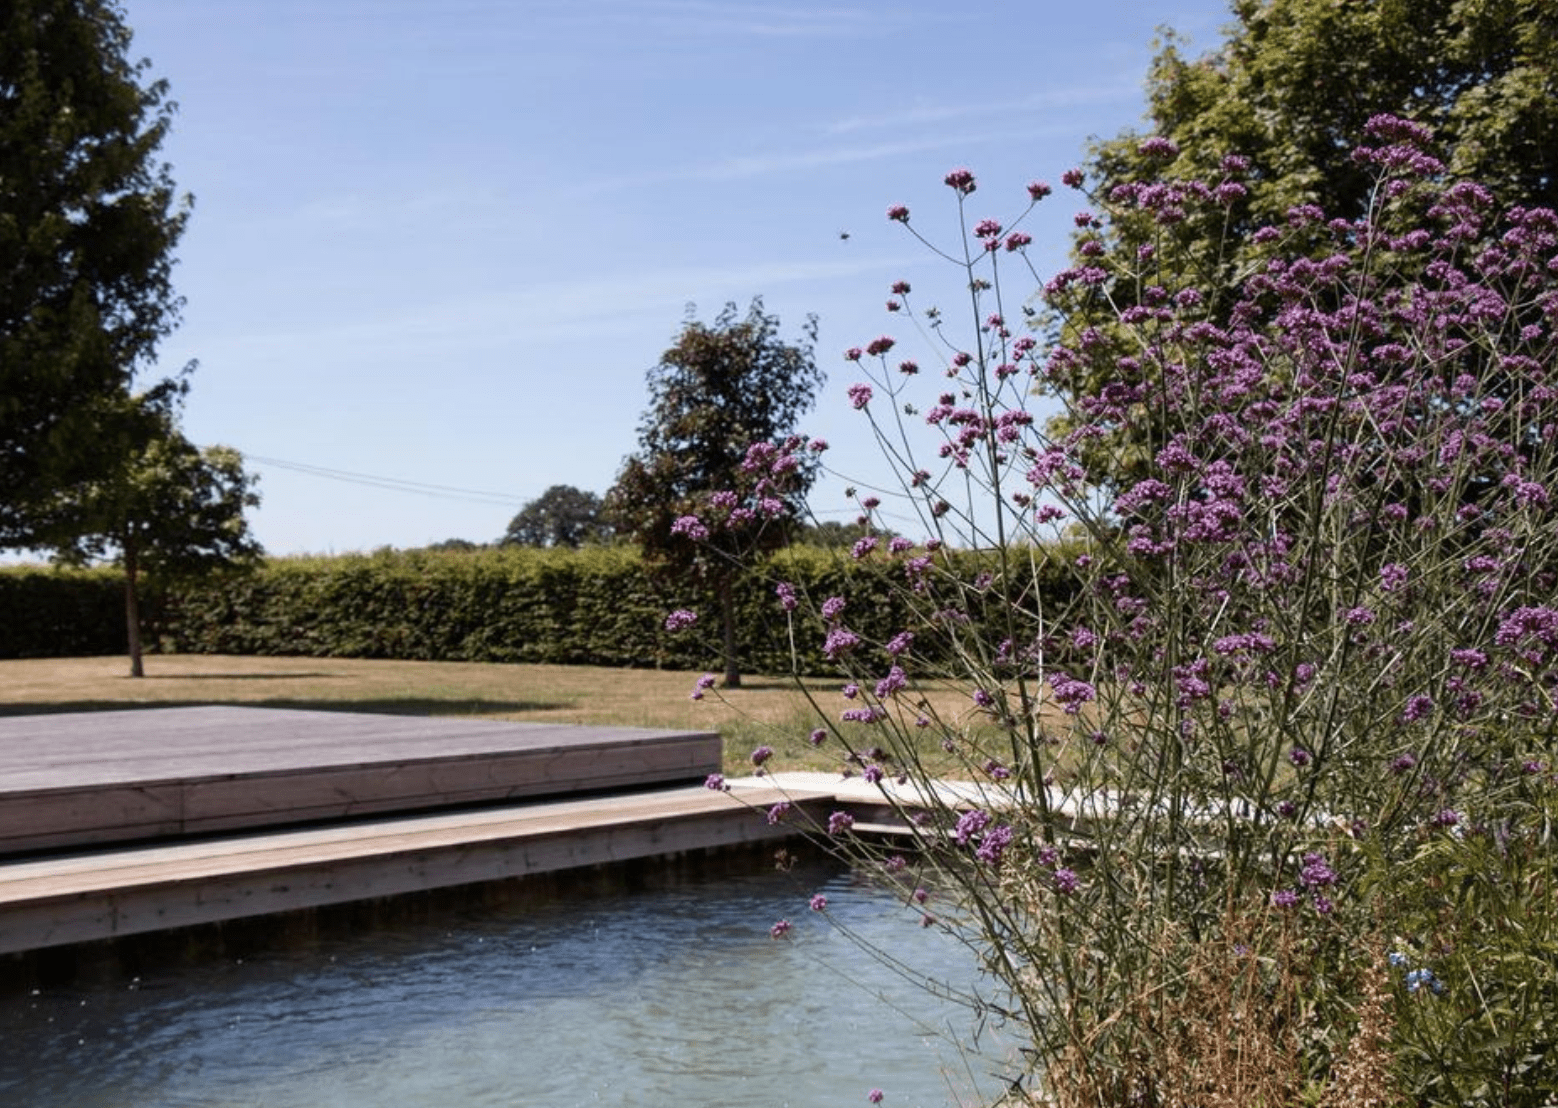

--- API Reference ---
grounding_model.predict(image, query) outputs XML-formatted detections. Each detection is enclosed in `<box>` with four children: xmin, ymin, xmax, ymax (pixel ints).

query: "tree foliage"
<box><xmin>1108</xmin><ymin>0</ymin><xmax>1556</xmax><ymax>222</ymax></box>
<box><xmin>47</xmin><ymin>408</ymin><xmax>261</xmax><ymax>676</ymax></box>
<box><xmin>501</xmin><ymin>484</ymin><xmax>610</xmax><ymax>548</ymax></box>
<box><xmin>0</xmin><ymin>0</ymin><xmax>192</xmax><ymax>546</ymax></box>
<box><xmin>1045</xmin><ymin>0</ymin><xmax>1558</xmax><ymax>488</ymax></box>
<box><xmin>606</xmin><ymin>298</ymin><xmax>823</xmax><ymax>686</ymax></box>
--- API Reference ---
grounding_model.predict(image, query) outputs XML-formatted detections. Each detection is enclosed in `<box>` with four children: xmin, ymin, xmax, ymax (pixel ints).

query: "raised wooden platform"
<box><xmin>0</xmin><ymin>782</ymin><xmax>829</xmax><ymax>954</ymax></box>
<box><xmin>0</xmin><ymin>706</ymin><xmax>721</xmax><ymax>855</ymax></box>
<box><xmin>0</xmin><ymin>707</ymin><xmax>868</xmax><ymax>955</ymax></box>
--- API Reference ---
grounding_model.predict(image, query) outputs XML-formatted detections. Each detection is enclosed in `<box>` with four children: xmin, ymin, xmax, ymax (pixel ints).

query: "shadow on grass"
<box><xmin>138</xmin><ymin>672</ymin><xmax>340</xmax><ymax>681</ymax></box>
<box><xmin>0</xmin><ymin>697</ymin><xmax>571</xmax><ymax>718</ymax></box>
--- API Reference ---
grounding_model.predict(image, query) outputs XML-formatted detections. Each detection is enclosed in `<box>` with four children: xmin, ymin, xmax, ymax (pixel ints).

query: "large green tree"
<box><xmin>607</xmin><ymin>298</ymin><xmax>822</xmax><ymax>687</ymax></box>
<box><xmin>47</xmin><ymin>409</ymin><xmax>261</xmax><ymax>677</ymax></box>
<box><xmin>1044</xmin><ymin>0</ymin><xmax>1558</xmax><ymax>487</ymax></box>
<box><xmin>1101</xmin><ymin>0</ymin><xmax>1555</xmax><ymax>225</ymax></box>
<box><xmin>0</xmin><ymin>0</ymin><xmax>191</xmax><ymax>546</ymax></box>
<box><xmin>501</xmin><ymin>484</ymin><xmax>611</xmax><ymax>548</ymax></box>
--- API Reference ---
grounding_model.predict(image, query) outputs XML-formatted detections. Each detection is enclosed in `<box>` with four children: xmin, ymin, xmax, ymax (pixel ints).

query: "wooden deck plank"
<box><xmin>0</xmin><ymin>785</ymin><xmax>829</xmax><ymax>954</ymax></box>
<box><xmin>0</xmin><ymin>707</ymin><xmax>722</xmax><ymax>854</ymax></box>
<box><xmin>0</xmin><ymin>706</ymin><xmax>711</xmax><ymax>786</ymax></box>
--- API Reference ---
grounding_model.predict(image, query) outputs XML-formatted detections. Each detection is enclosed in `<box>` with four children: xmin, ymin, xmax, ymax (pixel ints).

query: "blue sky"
<box><xmin>120</xmin><ymin>0</ymin><xmax>1233</xmax><ymax>555</ymax></box>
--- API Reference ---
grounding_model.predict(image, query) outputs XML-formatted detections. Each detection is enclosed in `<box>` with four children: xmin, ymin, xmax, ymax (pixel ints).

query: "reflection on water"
<box><xmin>0</xmin><ymin>860</ymin><xmax>1011</xmax><ymax>1107</ymax></box>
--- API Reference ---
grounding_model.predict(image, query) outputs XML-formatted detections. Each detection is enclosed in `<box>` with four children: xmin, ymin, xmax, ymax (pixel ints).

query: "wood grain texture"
<box><xmin>0</xmin><ymin>706</ymin><xmax>721</xmax><ymax>854</ymax></box>
<box><xmin>0</xmin><ymin>784</ymin><xmax>830</xmax><ymax>954</ymax></box>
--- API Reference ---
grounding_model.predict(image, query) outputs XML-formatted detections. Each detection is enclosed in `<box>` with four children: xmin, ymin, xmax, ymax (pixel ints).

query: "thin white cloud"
<box><xmin>206</xmin><ymin>253</ymin><xmax>915</xmax><ymax>359</ymax></box>
<box><xmin>583</xmin><ymin>119</ymin><xmax>1085</xmax><ymax>191</ymax></box>
<box><xmin>821</xmin><ymin>83</ymin><xmax>1148</xmax><ymax>138</ymax></box>
<box><xmin>543</xmin><ymin>0</ymin><xmax>893</xmax><ymax>39</ymax></box>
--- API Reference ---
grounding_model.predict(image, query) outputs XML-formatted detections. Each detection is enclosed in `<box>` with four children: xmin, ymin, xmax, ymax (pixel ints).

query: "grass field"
<box><xmin>0</xmin><ymin>654</ymin><xmax>977</xmax><ymax>773</ymax></box>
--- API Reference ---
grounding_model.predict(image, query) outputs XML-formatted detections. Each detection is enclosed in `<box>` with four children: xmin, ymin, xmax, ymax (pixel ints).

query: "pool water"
<box><xmin>0</xmin><ymin>859</ymin><xmax>1012</xmax><ymax>1107</ymax></box>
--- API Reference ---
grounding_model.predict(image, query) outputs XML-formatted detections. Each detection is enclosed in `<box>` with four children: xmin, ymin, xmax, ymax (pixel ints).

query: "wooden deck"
<box><xmin>0</xmin><ymin>782</ymin><xmax>828</xmax><ymax>954</ymax></box>
<box><xmin>0</xmin><ymin>706</ymin><xmax>839</xmax><ymax>955</ymax></box>
<box><xmin>0</xmin><ymin>706</ymin><xmax>722</xmax><ymax>854</ymax></box>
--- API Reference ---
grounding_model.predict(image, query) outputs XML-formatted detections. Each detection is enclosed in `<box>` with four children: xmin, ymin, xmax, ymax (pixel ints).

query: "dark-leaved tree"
<box><xmin>607</xmin><ymin>298</ymin><xmax>823</xmax><ymax>687</ymax></box>
<box><xmin>45</xmin><ymin>406</ymin><xmax>261</xmax><ymax>677</ymax></box>
<box><xmin>501</xmin><ymin>485</ymin><xmax>611</xmax><ymax>548</ymax></box>
<box><xmin>0</xmin><ymin>0</ymin><xmax>192</xmax><ymax>547</ymax></box>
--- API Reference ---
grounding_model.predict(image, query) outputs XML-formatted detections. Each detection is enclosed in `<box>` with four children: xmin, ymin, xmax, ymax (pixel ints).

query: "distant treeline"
<box><xmin>0</xmin><ymin>544</ymin><xmax>1079</xmax><ymax>674</ymax></box>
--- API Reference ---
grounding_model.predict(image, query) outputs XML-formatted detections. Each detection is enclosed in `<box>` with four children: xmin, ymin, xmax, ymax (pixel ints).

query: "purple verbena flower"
<box><xmin>1299</xmin><ymin>852</ymin><xmax>1337</xmax><ymax>888</ymax></box>
<box><xmin>827</xmin><ymin>810</ymin><xmax>855</xmax><ymax>836</ymax></box>
<box><xmin>875</xmin><ymin>666</ymin><xmax>907</xmax><ymax>698</ymax></box>
<box><xmin>975</xmin><ymin>824</ymin><xmax>1013</xmax><ymax>865</ymax></box>
<box><xmin>954</xmin><ymin>809</ymin><xmax>991</xmax><ymax>846</ymax></box>
<box><xmin>669</xmin><ymin>515</ymin><xmax>709</xmax><ymax>542</ymax></box>
<box><xmin>1048</xmin><ymin>673</ymin><xmax>1097</xmax><ymax>713</ymax></box>
<box><xmin>943</xmin><ymin>167</ymin><xmax>976</xmax><ymax>194</ymax></box>
<box><xmin>824</xmin><ymin>626</ymin><xmax>861</xmax><ymax>660</ymax></box>
<box><xmin>664</xmin><ymin>609</ymin><xmax>698</xmax><ymax>631</ymax></box>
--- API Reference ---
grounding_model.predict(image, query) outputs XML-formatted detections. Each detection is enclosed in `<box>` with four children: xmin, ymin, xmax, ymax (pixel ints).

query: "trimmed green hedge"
<box><xmin>2</xmin><ymin>544</ymin><xmax>1080</xmax><ymax>673</ymax></box>
<box><xmin>0</xmin><ymin>565</ymin><xmax>126</xmax><ymax>658</ymax></box>
<box><xmin>161</xmin><ymin>546</ymin><xmax>694</xmax><ymax>666</ymax></box>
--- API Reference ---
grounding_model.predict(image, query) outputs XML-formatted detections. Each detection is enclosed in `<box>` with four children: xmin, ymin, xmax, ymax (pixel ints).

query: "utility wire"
<box><xmin>244</xmin><ymin>454</ymin><xmax>528</xmax><ymax>507</ymax></box>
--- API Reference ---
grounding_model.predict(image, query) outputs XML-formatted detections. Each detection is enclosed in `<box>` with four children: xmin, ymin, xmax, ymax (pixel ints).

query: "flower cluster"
<box><xmin>719</xmin><ymin>114</ymin><xmax>1558</xmax><ymax>1099</ymax></box>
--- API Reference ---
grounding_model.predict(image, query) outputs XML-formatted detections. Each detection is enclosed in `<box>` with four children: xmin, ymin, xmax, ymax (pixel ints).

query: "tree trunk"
<box><xmin>124</xmin><ymin>542</ymin><xmax>144</xmax><ymax>678</ymax></box>
<box><xmin>719</xmin><ymin>577</ymin><xmax>741</xmax><ymax>689</ymax></box>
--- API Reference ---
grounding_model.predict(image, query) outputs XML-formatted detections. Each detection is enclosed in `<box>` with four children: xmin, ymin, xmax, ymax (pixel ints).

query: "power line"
<box><xmin>244</xmin><ymin>454</ymin><xmax>528</xmax><ymax>507</ymax></box>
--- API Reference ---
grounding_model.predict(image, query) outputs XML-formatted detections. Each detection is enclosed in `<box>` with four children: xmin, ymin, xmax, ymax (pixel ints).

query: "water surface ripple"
<box><xmin>0</xmin><ymin>862</ymin><xmax>1009</xmax><ymax>1107</ymax></box>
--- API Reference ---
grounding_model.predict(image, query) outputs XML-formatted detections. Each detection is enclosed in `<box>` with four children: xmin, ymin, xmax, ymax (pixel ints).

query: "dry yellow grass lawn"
<box><xmin>0</xmin><ymin>654</ymin><xmax>980</xmax><ymax>772</ymax></box>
